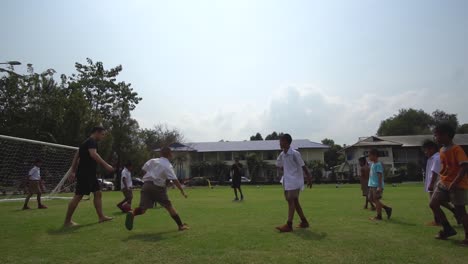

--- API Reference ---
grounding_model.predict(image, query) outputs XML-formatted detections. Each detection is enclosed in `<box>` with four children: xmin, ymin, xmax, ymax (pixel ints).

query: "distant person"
<box><xmin>117</xmin><ymin>161</ymin><xmax>133</xmax><ymax>212</ymax></box>
<box><xmin>22</xmin><ymin>158</ymin><xmax>47</xmax><ymax>210</ymax></box>
<box><xmin>422</xmin><ymin>139</ymin><xmax>457</xmax><ymax>226</ymax></box>
<box><xmin>358</xmin><ymin>156</ymin><xmax>374</xmax><ymax>210</ymax></box>
<box><xmin>430</xmin><ymin>123</ymin><xmax>468</xmax><ymax>244</ymax></box>
<box><xmin>64</xmin><ymin>126</ymin><xmax>115</xmax><ymax>227</ymax></box>
<box><xmin>125</xmin><ymin>147</ymin><xmax>189</xmax><ymax>231</ymax></box>
<box><xmin>275</xmin><ymin>134</ymin><xmax>313</xmax><ymax>232</ymax></box>
<box><xmin>367</xmin><ymin>149</ymin><xmax>392</xmax><ymax>221</ymax></box>
<box><xmin>231</xmin><ymin>157</ymin><xmax>244</xmax><ymax>201</ymax></box>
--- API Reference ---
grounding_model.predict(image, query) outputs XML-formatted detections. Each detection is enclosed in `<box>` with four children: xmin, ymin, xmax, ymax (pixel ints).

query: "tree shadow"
<box><xmin>293</xmin><ymin>229</ymin><xmax>327</xmax><ymax>241</ymax></box>
<box><xmin>122</xmin><ymin>230</ymin><xmax>178</xmax><ymax>242</ymax></box>
<box><xmin>47</xmin><ymin>222</ymin><xmax>100</xmax><ymax>235</ymax></box>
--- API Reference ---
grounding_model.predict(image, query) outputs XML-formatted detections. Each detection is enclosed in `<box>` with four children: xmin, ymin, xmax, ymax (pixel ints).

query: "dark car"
<box><xmin>185</xmin><ymin>177</ymin><xmax>209</xmax><ymax>186</ymax></box>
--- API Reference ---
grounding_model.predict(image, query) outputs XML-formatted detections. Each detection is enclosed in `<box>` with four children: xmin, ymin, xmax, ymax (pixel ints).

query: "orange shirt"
<box><xmin>439</xmin><ymin>145</ymin><xmax>468</xmax><ymax>189</ymax></box>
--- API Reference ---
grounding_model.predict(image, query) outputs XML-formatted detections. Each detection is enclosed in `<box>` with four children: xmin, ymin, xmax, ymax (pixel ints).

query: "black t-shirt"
<box><xmin>231</xmin><ymin>163</ymin><xmax>243</xmax><ymax>180</ymax></box>
<box><xmin>76</xmin><ymin>138</ymin><xmax>98</xmax><ymax>177</ymax></box>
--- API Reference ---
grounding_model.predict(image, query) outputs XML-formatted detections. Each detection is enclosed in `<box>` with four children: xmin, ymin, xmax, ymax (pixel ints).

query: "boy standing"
<box><xmin>275</xmin><ymin>134</ymin><xmax>313</xmax><ymax>233</ymax></box>
<box><xmin>22</xmin><ymin>158</ymin><xmax>47</xmax><ymax>210</ymax></box>
<box><xmin>359</xmin><ymin>156</ymin><xmax>374</xmax><ymax>210</ymax></box>
<box><xmin>430</xmin><ymin>123</ymin><xmax>468</xmax><ymax>244</ymax></box>
<box><xmin>231</xmin><ymin>157</ymin><xmax>244</xmax><ymax>201</ymax></box>
<box><xmin>64</xmin><ymin>126</ymin><xmax>115</xmax><ymax>227</ymax></box>
<box><xmin>117</xmin><ymin>161</ymin><xmax>133</xmax><ymax>212</ymax></box>
<box><xmin>422</xmin><ymin>139</ymin><xmax>457</xmax><ymax>226</ymax></box>
<box><xmin>125</xmin><ymin>147</ymin><xmax>189</xmax><ymax>231</ymax></box>
<box><xmin>368</xmin><ymin>149</ymin><xmax>392</xmax><ymax>221</ymax></box>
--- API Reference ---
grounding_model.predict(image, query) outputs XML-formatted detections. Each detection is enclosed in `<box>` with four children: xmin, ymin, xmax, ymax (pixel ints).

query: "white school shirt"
<box><xmin>425</xmin><ymin>152</ymin><xmax>441</xmax><ymax>192</ymax></box>
<box><xmin>141</xmin><ymin>157</ymin><xmax>178</xmax><ymax>187</ymax></box>
<box><xmin>121</xmin><ymin>167</ymin><xmax>133</xmax><ymax>189</ymax></box>
<box><xmin>276</xmin><ymin>148</ymin><xmax>305</xmax><ymax>191</ymax></box>
<box><xmin>28</xmin><ymin>166</ymin><xmax>41</xmax><ymax>181</ymax></box>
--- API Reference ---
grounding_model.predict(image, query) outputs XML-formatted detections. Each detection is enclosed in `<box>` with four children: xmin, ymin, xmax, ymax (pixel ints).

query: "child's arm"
<box><xmin>122</xmin><ymin>176</ymin><xmax>128</xmax><ymax>189</ymax></box>
<box><xmin>377</xmin><ymin>173</ymin><xmax>383</xmax><ymax>192</ymax></box>
<box><xmin>302</xmin><ymin>166</ymin><xmax>313</xmax><ymax>186</ymax></box>
<box><xmin>173</xmin><ymin>179</ymin><xmax>187</xmax><ymax>198</ymax></box>
<box><xmin>428</xmin><ymin>172</ymin><xmax>439</xmax><ymax>191</ymax></box>
<box><xmin>449</xmin><ymin>163</ymin><xmax>468</xmax><ymax>190</ymax></box>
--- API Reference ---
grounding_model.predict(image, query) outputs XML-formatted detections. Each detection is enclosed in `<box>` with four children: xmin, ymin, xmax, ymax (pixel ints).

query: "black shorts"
<box><xmin>75</xmin><ymin>174</ymin><xmax>100</xmax><ymax>195</ymax></box>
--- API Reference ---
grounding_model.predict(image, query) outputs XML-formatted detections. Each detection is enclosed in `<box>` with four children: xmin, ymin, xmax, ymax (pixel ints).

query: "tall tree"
<box><xmin>377</xmin><ymin>108</ymin><xmax>433</xmax><ymax>136</ymax></box>
<box><xmin>265</xmin><ymin>131</ymin><xmax>284</xmax><ymax>140</ymax></box>
<box><xmin>458</xmin><ymin>124</ymin><xmax>468</xmax><ymax>134</ymax></box>
<box><xmin>321</xmin><ymin>138</ymin><xmax>344</xmax><ymax>169</ymax></box>
<box><xmin>140</xmin><ymin>124</ymin><xmax>184</xmax><ymax>151</ymax></box>
<box><xmin>431</xmin><ymin>109</ymin><xmax>459</xmax><ymax>129</ymax></box>
<box><xmin>250</xmin><ymin>132</ymin><xmax>263</xmax><ymax>141</ymax></box>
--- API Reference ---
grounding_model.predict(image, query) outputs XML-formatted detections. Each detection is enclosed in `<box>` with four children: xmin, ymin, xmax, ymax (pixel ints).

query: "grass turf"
<box><xmin>0</xmin><ymin>184</ymin><xmax>467</xmax><ymax>264</ymax></box>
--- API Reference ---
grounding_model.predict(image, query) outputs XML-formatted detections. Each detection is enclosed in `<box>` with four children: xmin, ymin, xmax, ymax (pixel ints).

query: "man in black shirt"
<box><xmin>231</xmin><ymin>157</ymin><xmax>244</xmax><ymax>201</ymax></box>
<box><xmin>64</xmin><ymin>126</ymin><xmax>115</xmax><ymax>227</ymax></box>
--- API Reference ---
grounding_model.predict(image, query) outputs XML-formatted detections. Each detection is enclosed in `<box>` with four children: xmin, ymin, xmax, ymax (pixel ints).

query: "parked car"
<box><xmin>185</xmin><ymin>177</ymin><xmax>209</xmax><ymax>186</ymax></box>
<box><xmin>229</xmin><ymin>177</ymin><xmax>251</xmax><ymax>183</ymax></box>
<box><xmin>97</xmin><ymin>179</ymin><xmax>114</xmax><ymax>191</ymax></box>
<box><xmin>132</xmin><ymin>177</ymin><xmax>144</xmax><ymax>187</ymax></box>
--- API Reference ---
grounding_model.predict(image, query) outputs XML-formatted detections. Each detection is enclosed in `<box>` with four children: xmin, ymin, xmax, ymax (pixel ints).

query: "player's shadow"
<box><xmin>384</xmin><ymin>218</ymin><xmax>417</xmax><ymax>227</ymax></box>
<box><xmin>123</xmin><ymin>231</ymin><xmax>178</xmax><ymax>242</ymax></box>
<box><xmin>293</xmin><ymin>229</ymin><xmax>327</xmax><ymax>241</ymax></box>
<box><xmin>47</xmin><ymin>223</ymin><xmax>100</xmax><ymax>235</ymax></box>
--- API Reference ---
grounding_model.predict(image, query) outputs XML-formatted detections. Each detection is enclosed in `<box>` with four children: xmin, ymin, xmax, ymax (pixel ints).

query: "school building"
<box><xmin>341</xmin><ymin>134</ymin><xmax>468</xmax><ymax>181</ymax></box>
<box><xmin>160</xmin><ymin>139</ymin><xmax>329</xmax><ymax>182</ymax></box>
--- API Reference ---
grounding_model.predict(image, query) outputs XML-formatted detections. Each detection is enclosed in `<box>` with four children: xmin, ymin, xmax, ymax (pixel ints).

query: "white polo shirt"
<box><xmin>425</xmin><ymin>152</ymin><xmax>441</xmax><ymax>192</ymax></box>
<box><xmin>141</xmin><ymin>157</ymin><xmax>178</xmax><ymax>187</ymax></box>
<box><xmin>28</xmin><ymin>166</ymin><xmax>41</xmax><ymax>181</ymax></box>
<box><xmin>121</xmin><ymin>167</ymin><xmax>133</xmax><ymax>189</ymax></box>
<box><xmin>276</xmin><ymin>148</ymin><xmax>305</xmax><ymax>191</ymax></box>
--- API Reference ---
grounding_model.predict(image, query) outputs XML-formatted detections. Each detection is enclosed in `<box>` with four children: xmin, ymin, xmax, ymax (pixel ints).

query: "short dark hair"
<box><xmin>91</xmin><ymin>126</ymin><xmax>106</xmax><ymax>134</ymax></box>
<box><xmin>280</xmin><ymin>133</ymin><xmax>293</xmax><ymax>144</ymax></box>
<box><xmin>34</xmin><ymin>158</ymin><xmax>42</xmax><ymax>164</ymax></box>
<box><xmin>369</xmin><ymin>149</ymin><xmax>379</xmax><ymax>157</ymax></box>
<box><xmin>422</xmin><ymin>139</ymin><xmax>438</xmax><ymax>151</ymax></box>
<box><xmin>358</xmin><ymin>156</ymin><xmax>367</xmax><ymax>163</ymax></box>
<box><xmin>434</xmin><ymin>123</ymin><xmax>456</xmax><ymax>139</ymax></box>
<box><xmin>125</xmin><ymin>161</ymin><xmax>132</xmax><ymax>167</ymax></box>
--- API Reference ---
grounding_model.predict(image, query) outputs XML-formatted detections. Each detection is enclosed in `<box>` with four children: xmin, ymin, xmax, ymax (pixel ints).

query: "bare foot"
<box><xmin>64</xmin><ymin>221</ymin><xmax>79</xmax><ymax>228</ymax></box>
<box><xmin>99</xmin><ymin>216</ymin><xmax>113</xmax><ymax>223</ymax></box>
<box><xmin>178</xmin><ymin>224</ymin><xmax>190</xmax><ymax>231</ymax></box>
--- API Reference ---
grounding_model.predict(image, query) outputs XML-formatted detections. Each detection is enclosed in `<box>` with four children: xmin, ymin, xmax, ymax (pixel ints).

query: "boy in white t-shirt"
<box><xmin>117</xmin><ymin>161</ymin><xmax>133</xmax><ymax>212</ymax></box>
<box><xmin>275</xmin><ymin>134</ymin><xmax>313</xmax><ymax>233</ymax></box>
<box><xmin>23</xmin><ymin>158</ymin><xmax>47</xmax><ymax>210</ymax></box>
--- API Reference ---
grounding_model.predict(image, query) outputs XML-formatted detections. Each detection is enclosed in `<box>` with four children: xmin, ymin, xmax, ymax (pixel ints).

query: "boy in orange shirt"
<box><xmin>430</xmin><ymin>123</ymin><xmax>468</xmax><ymax>245</ymax></box>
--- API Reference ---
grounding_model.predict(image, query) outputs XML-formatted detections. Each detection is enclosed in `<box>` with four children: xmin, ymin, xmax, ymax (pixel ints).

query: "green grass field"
<box><xmin>0</xmin><ymin>184</ymin><xmax>467</xmax><ymax>264</ymax></box>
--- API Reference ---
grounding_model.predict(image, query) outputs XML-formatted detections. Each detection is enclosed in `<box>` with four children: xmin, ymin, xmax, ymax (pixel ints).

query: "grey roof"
<box><xmin>162</xmin><ymin>139</ymin><xmax>329</xmax><ymax>153</ymax></box>
<box><xmin>344</xmin><ymin>134</ymin><xmax>468</xmax><ymax>150</ymax></box>
<box><xmin>343</xmin><ymin>136</ymin><xmax>402</xmax><ymax>150</ymax></box>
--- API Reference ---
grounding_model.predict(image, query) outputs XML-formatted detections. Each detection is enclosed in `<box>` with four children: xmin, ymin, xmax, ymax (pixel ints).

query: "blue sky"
<box><xmin>2</xmin><ymin>0</ymin><xmax>468</xmax><ymax>144</ymax></box>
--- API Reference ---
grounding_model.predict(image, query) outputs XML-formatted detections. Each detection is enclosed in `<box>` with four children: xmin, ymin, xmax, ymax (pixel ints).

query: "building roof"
<box><xmin>344</xmin><ymin>134</ymin><xmax>468</xmax><ymax>150</ymax></box>
<box><xmin>160</xmin><ymin>139</ymin><xmax>329</xmax><ymax>153</ymax></box>
<box><xmin>343</xmin><ymin>136</ymin><xmax>402</xmax><ymax>151</ymax></box>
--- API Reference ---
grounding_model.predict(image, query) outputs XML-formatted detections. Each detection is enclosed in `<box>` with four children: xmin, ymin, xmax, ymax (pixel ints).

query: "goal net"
<box><xmin>0</xmin><ymin>135</ymin><xmax>77</xmax><ymax>201</ymax></box>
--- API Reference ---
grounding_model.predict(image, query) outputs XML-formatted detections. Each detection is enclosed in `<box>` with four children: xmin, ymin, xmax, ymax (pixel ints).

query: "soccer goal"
<box><xmin>0</xmin><ymin>135</ymin><xmax>77</xmax><ymax>202</ymax></box>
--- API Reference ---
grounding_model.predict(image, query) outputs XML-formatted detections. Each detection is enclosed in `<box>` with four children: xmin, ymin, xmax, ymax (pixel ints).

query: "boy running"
<box><xmin>275</xmin><ymin>134</ymin><xmax>313</xmax><ymax>233</ymax></box>
<box><xmin>117</xmin><ymin>161</ymin><xmax>133</xmax><ymax>212</ymax></box>
<box><xmin>231</xmin><ymin>157</ymin><xmax>244</xmax><ymax>201</ymax></box>
<box><xmin>359</xmin><ymin>156</ymin><xmax>374</xmax><ymax>210</ymax></box>
<box><xmin>430</xmin><ymin>123</ymin><xmax>468</xmax><ymax>244</ymax></box>
<box><xmin>64</xmin><ymin>126</ymin><xmax>115</xmax><ymax>227</ymax></box>
<box><xmin>368</xmin><ymin>149</ymin><xmax>392</xmax><ymax>221</ymax></box>
<box><xmin>23</xmin><ymin>158</ymin><xmax>47</xmax><ymax>210</ymax></box>
<box><xmin>125</xmin><ymin>147</ymin><xmax>189</xmax><ymax>231</ymax></box>
<box><xmin>422</xmin><ymin>139</ymin><xmax>457</xmax><ymax>226</ymax></box>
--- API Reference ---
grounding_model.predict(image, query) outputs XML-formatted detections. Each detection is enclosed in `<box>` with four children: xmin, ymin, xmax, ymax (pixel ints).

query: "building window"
<box><xmin>264</xmin><ymin>151</ymin><xmax>278</xmax><ymax>160</ymax></box>
<box><xmin>223</xmin><ymin>152</ymin><xmax>232</xmax><ymax>161</ymax></box>
<box><xmin>363</xmin><ymin>150</ymin><xmax>389</xmax><ymax>157</ymax></box>
<box><xmin>234</xmin><ymin>152</ymin><xmax>246</xmax><ymax>160</ymax></box>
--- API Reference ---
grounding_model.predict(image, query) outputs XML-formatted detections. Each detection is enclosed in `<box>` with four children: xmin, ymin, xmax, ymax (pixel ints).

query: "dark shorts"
<box><xmin>75</xmin><ymin>174</ymin><xmax>100</xmax><ymax>195</ymax></box>
<box><xmin>122</xmin><ymin>188</ymin><xmax>133</xmax><ymax>200</ymax></box>
<box><xmin>432</xmin><ymin>182</ymin><xmax>468</xmax><ymax>206</ymax></box>
<box><xmin>139</xmin><ymin>182</ymin><xmax>172</xmax><ymax>209</ymax></box>
<box><xmin>231</xmin><ymin>178</ymin><xmax>241</xmax><ymax>188</ymax></box>
<box><xmin>368</xmin><ymin>187</ymin><xmax>383</xmax><ymax>201</ymax></box>
<box><xmin>284</xmin><ymin>189</ymin><xmax>300</xmax><ymax>201</ymax></box>
<box><xmin>27</xmin><ymin>180</ymin><xmax>41</xmax><ymax>194</ymax></box>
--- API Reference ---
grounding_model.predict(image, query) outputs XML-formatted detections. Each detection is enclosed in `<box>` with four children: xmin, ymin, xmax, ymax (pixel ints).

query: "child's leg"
<box><xmin>36</xmin><ymin>192</ymin><xmax>42</xmax><ymax>206</ymax></box>
<box><xmin>430</xmin><ymin>190</ymin><xmax>456</xmax><ymax>236</ymax></box>
<box><xmin>294</xmin><ymin>198</ymin><xmax>308</xmax><ymax>223</ymax></box>
<box><xmin>23</xmin><ymin>192</ymin><xmax>33</xmax><ymax>208</ymax></box>
<box><xmin>233</xmin><ymin>188</ymin><xmax>238</xmax><ymax>199</ymax></box>
<box><xmin>287</xmin><ymin>198</ymin><xmax>296</xmax><ymax>225</ymax></box>
<box><xmin>454</xmin><ymin>205</ymin><xmax>468</xmax><ymax>240</ymax></box>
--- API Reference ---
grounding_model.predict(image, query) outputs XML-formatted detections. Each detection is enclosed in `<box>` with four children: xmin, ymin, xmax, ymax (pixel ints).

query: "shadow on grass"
<box><xmin>47</xmin><ymin>222</ymin><xmax>100</xmax><ymax>235</ymax></box>
<box><xmin>123</xmin><ymin>231</ymin><xmax>178</xmax><ymax>242</ymax></box>
<box><xmin>384</xmin><ymin>218</ymin><xmax>417</xmax><ymax>227</ymax></box>
<box><xmin>293</xmin><ymin>229</ymin><xmax>327</xmax><ymax>241</ymax></box>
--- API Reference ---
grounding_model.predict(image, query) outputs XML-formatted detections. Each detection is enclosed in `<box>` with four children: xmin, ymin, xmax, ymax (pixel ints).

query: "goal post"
<box><xmin>0</xmin><ymin>134</ymin><xmax>78</xmax><ymax>201</ymax></box>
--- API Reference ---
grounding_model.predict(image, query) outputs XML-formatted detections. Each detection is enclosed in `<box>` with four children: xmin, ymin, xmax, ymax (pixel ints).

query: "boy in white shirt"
<box><xmin>275</xmin><ymin>134</ymin><xmax>313</xmax><ymax>232</ymax></box>
<box><xmin>125</xmin><ymin>147</ymin><xmax>189</xmax><ymax>231</ymax></box>
<box><xmin>117</xmin><ymin>161</ymin><xmax>133</xmax><ymax>212</ymax></box>
<box><xmin>23</xmin><ymin>158</ymin><xmax>47</xmax><ymax>210</ymax></box>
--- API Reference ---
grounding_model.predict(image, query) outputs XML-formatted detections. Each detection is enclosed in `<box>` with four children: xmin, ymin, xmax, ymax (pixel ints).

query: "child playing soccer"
<box><xmin>117</xmin><ymin>161</ymin><xmax>133</xmax><ymax>212</ymax></box>
<box><xmin>367</xmin><ymin>149</ymin><xmax>392</xmax><ymax>221</ymax></box>
<box><xmin>275</xmin><ymin>134</ymin><xmax>313</xmax><ymax>232</ymax></box>
<box><xmin>125</xmin><ymin>147</ymin><xmax>189</xmax><ymax>231</ymax></box>
<box><xmin>230</xmin><ymin>157</ymin><xmax>244</xmax><ymax>201</ymax></box>
<box><xmin>359</xmin><ymin>156</ymin><xmax>374</xmax><ymax>210</ymax></box>
<box><xmin>430</xmin><ymin>123</ymin><xmax>468</xmax><ymax>244</ymax></box>
<box><xmin>422</xmin><ymin>139</ymin><xmax>457</xmax><ymax>226</ymax></box>
<box><xmin>22</xmin><ymin>158</ymin><xmax>47</xmax><ymax>210</ymax></box>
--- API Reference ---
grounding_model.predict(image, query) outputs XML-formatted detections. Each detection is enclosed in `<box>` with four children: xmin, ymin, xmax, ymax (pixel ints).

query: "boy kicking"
<box><xmin>125</xmin><ymin>147</ymin><xmax>189</xmax><ymax>231</ymax></box>
<box><xmin>117</xmin><ymin>161</ymin><xmax>133</xmax><ymax>212</ymax></box>
<box><xmin>430</xmin><ymin>123</ymin><xmax>468</xmax><ymax>244</ymax></box>
<box><xmin>275</xmin><ymin>134</ymin><xmax>313</xmax><ymax>232</ymax></box>
<box><xmin>64</xmin><ymin>126</ymin><xmax>115</xmax><ymax>227</ymax></box>
<box><xmin>23</xmin><ymin>158</ymin><xmax>47</xmax><ymax>210</ymax></box>
<box><xmin>368</xmin><ymin>149</ymin><xmax>392</xmax><ymax>221</ymax></box>
<box><xmin>359</xmin><ymin>156</ymin><xmax>374</xmax><ymax>210</ymax></box>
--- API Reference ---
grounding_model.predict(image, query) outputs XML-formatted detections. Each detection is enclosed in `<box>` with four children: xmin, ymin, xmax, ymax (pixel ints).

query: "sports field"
<box><xmin>0</xmin><ymin>184</ymin><xmax>467</xmax><ymax>264</ymax></box>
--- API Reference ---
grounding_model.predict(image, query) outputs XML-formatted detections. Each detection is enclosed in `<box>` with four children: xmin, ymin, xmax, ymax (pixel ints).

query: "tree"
<box><xmin>140</xmin><ymin>124</ymin><xmax>184</xmax><ymax>152</ymax></box>
<box><xmin>431</xmin><ymin>109</ymin><xmax>459</xmax><ymax>129</ymax></box>
<box><xmin>458</xmin><ymin>124</ymin><xmax>468</xmax><ymax>134</ymax></box>
<box><xmin>321</xmin><ymin>139</ymin><xmax>344</xmax><ymax>169</ymax></box>
<box><xmin>246</xmin><ymin>153</ymin><xmax>267</xmax><ymax>183</ymax></box>
<box><xmin>377</xmin><ymin>108</ymin><xmax>433</xmax><ymax>136</ymax></box>
<box><xmin>265</xmin><ymin>131</ymin><xmax>284</xmax><ymax>140</ymax></box>
<box><xmin>250</xmin><ymin>132</ymin><xmax>263</xmax><ymax>141</ymax></box>
<box><xmin>212</xmin><ymin>161</ymin><xmax>229</xmax><ymax>183</ymax></box>
<box><xmin>307</xmin><ymin>160</ymin><xmax>325</xmax><ymax>183</ymax></box>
